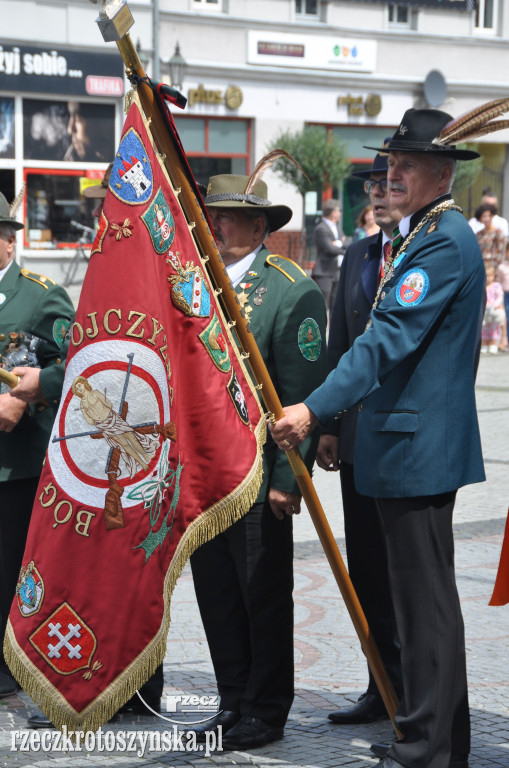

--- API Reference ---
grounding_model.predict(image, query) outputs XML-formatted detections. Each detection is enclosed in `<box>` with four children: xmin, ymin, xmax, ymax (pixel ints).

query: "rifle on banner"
<box><xmin>90</xmin><ymin>0</ymin><xmax>401</xmax><ymax>736</ymax></box>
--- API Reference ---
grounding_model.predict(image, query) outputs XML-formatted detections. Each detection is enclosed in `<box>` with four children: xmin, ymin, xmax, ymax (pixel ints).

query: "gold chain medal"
<box><xmin>365</xmin><ymin>200</ymin><xmax>462</xmax><ymax>330</ymax></box>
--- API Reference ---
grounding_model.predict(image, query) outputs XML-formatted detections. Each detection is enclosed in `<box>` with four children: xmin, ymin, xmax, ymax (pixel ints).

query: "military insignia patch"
<box><xmin>141</xmin><ymin>187</ymin><xmax>175</xmax><ymax>254</ymax></box>
<box><xmin>16</xmin><ymin>561</ymin><xmax>44</xmax><ymax>617</ymax></box>
<box><xmin>227</xmin><ymin>369</ymin><xmax>250</xmax><ymax>425</ymax></box>
<box><xmin>426</xmin><ymin>211</ymin><xmax>444</xmax><ymax>235</ymax></box>
<box><xmin>298</xmin><ymin>318</ymin><xmax>322</xmax><ymax>361</ymax></box>
<box><xmin>110</xmin><ymin>128</ymin><xmax>153</xmax><ymax>205</ymax></box>
<box><xmin>30</xmin><ymin>602</ymin><xmax>98</xmax><ymax>676</ymax></box>
<box><xmin>91</xmin><ymin>211</ymin><xmax>108</xmax><ymax>257</ymax></box>
<box><xmin>199</xmin><ymin>312</ymin><xmax>231</xmax><ymax>373</ymax></box>
<box><xmin>53</xmin><ymin>318</ymin><xmax>71</xmax><ymax>348</ymax></box>
<box><xmin>167</xmin><ymin>252</ymin><xmax>211</xmax><ymax>318</ymax></box>
<box><xmin>396</xmin><ymin>269</ymin><xmax>429</xmax><ymax>306</ymax></box>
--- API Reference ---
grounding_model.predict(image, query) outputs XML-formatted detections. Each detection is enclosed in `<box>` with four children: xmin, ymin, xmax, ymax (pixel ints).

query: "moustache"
<box><xmin>389</xmin><ymin>182</ymin><xmax>407</xmax><ymax>193</ymax></box>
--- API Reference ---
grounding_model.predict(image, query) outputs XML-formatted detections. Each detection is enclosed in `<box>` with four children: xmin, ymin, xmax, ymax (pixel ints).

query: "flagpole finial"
<box><xmin>90</xmin><ymin>0</ymin><xmax>134</xmax><ymax>42</ymax></box>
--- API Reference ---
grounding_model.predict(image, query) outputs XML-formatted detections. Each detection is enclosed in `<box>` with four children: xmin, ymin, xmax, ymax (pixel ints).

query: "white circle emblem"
<box><xmin>48</xmin><ymin>340</ymin><xmax>170</xmax><ymax>509</ymax></box>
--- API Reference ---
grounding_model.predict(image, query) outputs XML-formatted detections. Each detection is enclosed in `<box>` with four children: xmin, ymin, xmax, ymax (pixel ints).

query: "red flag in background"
<box><xmin>489</xmin><ymin>508</ymin><xmax>509</xmax><ymax>606</ymax></box>
<box><xmin>5</xmin><ymin>93</ymin><xmax>265</xmax><ymax>730</ymax></box>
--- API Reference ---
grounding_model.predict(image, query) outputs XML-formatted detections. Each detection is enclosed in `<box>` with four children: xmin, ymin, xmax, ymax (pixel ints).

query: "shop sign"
<box><xmin>338</xmin><ymin>93</ymin><xmax>382</xmax><ymax>117</ymax></box>
<box><xmin>0</xmin><ymin>44</ymin><xmax>124</xmax><ymax>97</ymax></box>
<box><xmin>185</xmin><ymin>84</ymin><xmax>244</xmax><ymax>111</ymax></box>
<box><xmin>248</xmin><ymin>31</ymin><xmax>376</xmax><ymax>73</ymax></box>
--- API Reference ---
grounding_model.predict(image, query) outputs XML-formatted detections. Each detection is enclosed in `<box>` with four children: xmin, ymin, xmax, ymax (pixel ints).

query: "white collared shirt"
<box><xmin>0</xmin><ymin>259</ymin><xmax>14</xmax><ymax>284</ymax></box>
<box><xmin>323</xmin><ymin>217</ymin><xmax>339</xmax><ymax>240</ymax></box>
<box><xmin>399</xmin><ymin>196</ymin><xmax>452</xmax><ymax>240</ymax></box>
<box><xmin>226</xmin><ymin>244</ymin><xmax>263</xmax><ymax>287</ymax></box>
<box><xmin>397</xmin><ymin>214</ymin><xmax>412</xmax><ymax>240</ymax></box>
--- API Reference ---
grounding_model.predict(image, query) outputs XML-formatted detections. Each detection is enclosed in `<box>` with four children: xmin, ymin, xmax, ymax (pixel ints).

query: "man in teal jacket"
<box><xmin>271</xmin><ymin>109</ymin><xmax>485</xmax><ymax>768</ymax></box>
<box><xmin>190</xmin><ymin>173</ymin><xmax>327</xmax><ymax>750</ymax></box>
<box><xmin>0</xmin><ymin>192</ymin><xmax>74</xmax><ymax>699</ymax></box>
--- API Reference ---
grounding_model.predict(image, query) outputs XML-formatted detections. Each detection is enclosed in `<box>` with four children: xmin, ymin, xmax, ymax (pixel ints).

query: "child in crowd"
<box><xmin>496</xmin><ymin>244</ymin><xmax>509</xmax><ymax>350</ymax></box>
<box><xmin>482</xmin><ymin>264</ymin><xmax>506</xmax><ymax>354</ymax></box>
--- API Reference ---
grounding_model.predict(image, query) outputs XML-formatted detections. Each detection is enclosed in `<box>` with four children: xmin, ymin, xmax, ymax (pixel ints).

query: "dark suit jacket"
<box><xmin>312</xmin><ymin>219</ymin><xmax>346</xmax><ymax>278</ymax></box>
<box><xmin>327</xmin><ymin>233</ymin><xmax>380</xmax><ymax>464</ymax></box>
<box><xmin>307</xmin><ymin>206</ymin><xmax>486</xmax><ymax>498</ymax></box>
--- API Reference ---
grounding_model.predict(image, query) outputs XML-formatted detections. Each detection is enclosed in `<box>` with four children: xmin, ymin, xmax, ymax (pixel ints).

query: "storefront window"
<box><xmin>305</xmin><ymin>124</ymin><xmax>395</xmax><ymax>237</ymax></box>
<box><xmin>173</xmin><ymin>116</ymin><xmax>250</xmax><ymax>186</ymax></box>
<box><xmin>24</xmin><ymin>169</ymin><xmax>99</xmax><ymax>249</ymax></box>
<box><xmin>23</xmin><ymin>98</ymin><xmax>116</xmax><ymax>163</ymax></box>
<box><xmin>209</xmin><ymin>119</ymin><xmax>247</xmax><ymax>154</ymax></box>
<box><xmin>172</xmin><ymin>118</ymin><xmax>206</xmax><ymax>152</ymax></box>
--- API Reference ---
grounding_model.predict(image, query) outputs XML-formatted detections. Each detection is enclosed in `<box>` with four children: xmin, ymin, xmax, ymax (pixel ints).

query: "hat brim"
<box><xmin>0</xmin><ymin>218</ymin><xmax>24</xmax><ymax>230</ymax></box>
<box><xmin>205</xmin><ymin>199</ymin><xmax>293</xmax><ymax>232</ymax></box>
<box><xmin>363</xmin><ymin>142</ymin><xmax>480</xmax><ymax>161</ymax></box>
<box><xmin>83</xmin><ymin>184</ymin><xmax>108</xmax><ymax>200</ymax></box>
<box><xmin>351</xmin><ymin>168</ymin><xmax>381</xmax><ymax>179</ymax></box>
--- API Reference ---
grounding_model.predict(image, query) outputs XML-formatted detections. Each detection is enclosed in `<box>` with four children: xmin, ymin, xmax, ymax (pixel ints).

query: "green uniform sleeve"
<box><xmin>30</xmin><ymin>283</ymin><xmax>74</xmax><ymax>406</ymax></box>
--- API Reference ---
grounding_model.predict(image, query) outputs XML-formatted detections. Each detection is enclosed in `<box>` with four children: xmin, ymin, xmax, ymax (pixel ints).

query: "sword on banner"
<box><xmin>89</xmin><ymin>0</ymin><xmax>401</xmax><ymax>737</ymax></box>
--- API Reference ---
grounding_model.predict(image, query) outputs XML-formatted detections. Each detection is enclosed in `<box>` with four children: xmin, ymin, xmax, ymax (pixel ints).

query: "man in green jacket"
<box><xmin>190</xmin><ymin>174</ymin><xmax>327</xmax><ymax>750</ymax></box>
<box><xmin>0</xmin><ymin>192</ymin><xmax>74</xmax><ymax>700</ymax></box>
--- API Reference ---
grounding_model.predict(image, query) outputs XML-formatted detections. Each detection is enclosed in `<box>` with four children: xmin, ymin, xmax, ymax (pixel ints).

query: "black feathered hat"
<box><xmin>364</xmin><ymin>109</ymin><xmax>480</xmax><ymax>161</ymax></box>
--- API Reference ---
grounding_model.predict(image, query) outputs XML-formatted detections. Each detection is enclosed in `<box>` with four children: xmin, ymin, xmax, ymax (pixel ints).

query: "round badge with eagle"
<box><xmin>396</xmin><ymin>268</ymin><xmax>429</xmax><ymax>307</ymax></box>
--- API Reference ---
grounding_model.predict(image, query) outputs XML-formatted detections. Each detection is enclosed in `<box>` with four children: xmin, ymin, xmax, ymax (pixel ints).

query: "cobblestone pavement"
<box><xmin>1</xmin><ymin>354</ymin><xmax>508</xmax><ymax>768</ymax></box>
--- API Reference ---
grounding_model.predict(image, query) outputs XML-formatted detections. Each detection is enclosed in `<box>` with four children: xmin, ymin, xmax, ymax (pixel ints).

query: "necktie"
<box><xmin>391</xmin><ymin>226</ymin><xmax>403</xmax><ymax>256</ymax></box>
<box><xmin>380</xmin><ymin>239</ymin><xmax>392</xmax><ymax>281</ymax></box>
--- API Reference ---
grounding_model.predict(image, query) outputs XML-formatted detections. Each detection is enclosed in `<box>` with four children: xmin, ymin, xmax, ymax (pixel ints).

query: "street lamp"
<box><xmin>135</xmin><ymin>38</ymin><xmax>150</xmax><ymax>74</ymax></box>
<box><xmin>169</xmin><ymin>43</ymin><xmax>186</xmax><ymax>91</ymax></box>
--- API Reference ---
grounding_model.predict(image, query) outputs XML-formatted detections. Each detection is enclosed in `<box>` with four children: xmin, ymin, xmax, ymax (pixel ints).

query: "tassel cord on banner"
<box><xmin>104</xmin><ymin>6</ymin><xmax>401</xmax><ymax>738</ymax></box>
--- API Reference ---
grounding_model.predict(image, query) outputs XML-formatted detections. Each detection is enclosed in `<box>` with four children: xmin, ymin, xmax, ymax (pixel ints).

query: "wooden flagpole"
<box><xmin>91</xmin><ymin>0</ymin><xmax>401</xmax><ymax>736</ymax></box>
<box><xmin>0</xmin><ymin>369</ymin><xmax>20</xmax><ymax>389</ymax></box>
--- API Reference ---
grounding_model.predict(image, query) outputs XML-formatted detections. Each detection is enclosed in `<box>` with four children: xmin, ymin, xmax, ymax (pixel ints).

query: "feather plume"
<box><xmin>244</xmin><ymin>149</ymin><xmax>308</xmax><ymax>196</ymax></box>
<box><xmin>433</xmin><ymin>98</ymin><xmax>509</xmax><ymax>146</ymax></box>
<box><xmin>439</xmin><ymin>119</ymin><xmax>509</xmax><ymax>145</ymax></box>
<box><xmin>9</xmin><ymin>183</ymin><xmax>25</xmax><ymax>219</ymax></box>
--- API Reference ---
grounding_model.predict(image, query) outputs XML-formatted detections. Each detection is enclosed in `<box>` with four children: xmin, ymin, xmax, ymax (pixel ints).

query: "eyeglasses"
<box><xmin>364</xmin><ymin>178</ymin><xmax>388</xmax><ymax>194</ymax></box>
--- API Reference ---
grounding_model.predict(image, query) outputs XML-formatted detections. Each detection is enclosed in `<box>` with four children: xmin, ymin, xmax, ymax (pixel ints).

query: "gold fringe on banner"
<box><xmin>4</xmin><ymin>417</ymin><xmax>265</xmax><ymax>733</ymax></box>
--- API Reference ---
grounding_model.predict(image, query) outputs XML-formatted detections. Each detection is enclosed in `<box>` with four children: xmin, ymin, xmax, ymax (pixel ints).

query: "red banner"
<box><xmin>5</xmin><ymin>94</ymin><xmax>264</xmax><ymax>730</ymax></box>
